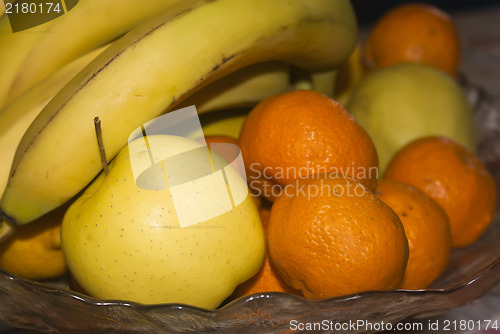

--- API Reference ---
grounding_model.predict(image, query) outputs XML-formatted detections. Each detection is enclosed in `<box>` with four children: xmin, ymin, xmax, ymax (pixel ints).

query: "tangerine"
<box><xmin>385</xmin><ymin>136</ymin><xmax>497</xmax><ymax>247</ymax></box>
<box><xmin>267</xmin><ymin>174</ymin><xmax>408</xmax><ymax>299</ymax></box>
<box><xmin>0</xmin><ymin>206</ymin><xmax>67</xmax><ymax>280</ymax></box>
<box><xmin>232</xmin><ymin>208</ymin><xmax>299</xmax><ymax>297</ymax></box>
<box><xmin>239</xmin><ymin>90</ymin><xmax>378</xmax><ymax>202</ymax></box>
<box><xmin>376</xmin><ymin>179</ymin><xmax>452</xmax><ymax>289</ymax></box>
<box><xmin>363</xmin><ymin>3</ymin><xmax>461</xmax><ymax>77</ymax></box>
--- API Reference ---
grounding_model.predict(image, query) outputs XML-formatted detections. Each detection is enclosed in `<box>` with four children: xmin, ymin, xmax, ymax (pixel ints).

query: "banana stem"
<box><xmin>94</xmin><ymin>117</ymin><xmax>109</xmax><ymax>175</ymax></box>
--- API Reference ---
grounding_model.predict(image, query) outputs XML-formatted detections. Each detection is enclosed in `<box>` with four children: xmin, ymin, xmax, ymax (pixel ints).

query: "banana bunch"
<box><xmin>0</xmin><ymin>0</ymin><xmax>187</xmax><ymax>107</ymax></box>
<box><xmin>0</xmin><ymin>0</ymin><xmax>357</xmax><ymax>234</ymax></box>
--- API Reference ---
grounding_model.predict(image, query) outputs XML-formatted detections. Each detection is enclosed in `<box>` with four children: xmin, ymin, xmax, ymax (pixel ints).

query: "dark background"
<box><xmin>352</xmin><ymin>0</ymin><xmax>500</xmax><ymax>25</ymax></box>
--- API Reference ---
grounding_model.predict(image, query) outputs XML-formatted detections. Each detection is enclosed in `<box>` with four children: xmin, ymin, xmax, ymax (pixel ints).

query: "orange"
<box><xmin>232</xmin><ymin>208</ymin><xmax>299</xmax><ymax>298</ymax></box>
<box><xmin>0</xmin><ymin>206</ymin><xmax>67</xmax><ymax>280</ymax></box>
<box><xmin>239</xmin><ymin>90</ymin><xmax>378</xmax><ymax>202</ymax></box>
<box><xmin>363</xmin><ymin>3</ymin><xmax>461</xmax><ymax>77</ymax></box>
<box><xmin>376</xmin><ymin>179</ymin><xmax>452</xmax><ymax>289</ymax></box>
<box><xmin>385</xmin><ymin>136</ymin><xmax>497</xmax><ymax>248</ymax></box>
<box><xmin>267</xmin><ymin>174</ymin><xmax>409</xmax><ymax>299</ymax></box>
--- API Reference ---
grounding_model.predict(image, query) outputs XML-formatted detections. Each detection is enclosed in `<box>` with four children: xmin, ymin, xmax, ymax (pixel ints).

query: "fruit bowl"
<box><xmin>0</xmin><ymin>78</ymin><xmax>499</xmax><ymax>334</ymax></box>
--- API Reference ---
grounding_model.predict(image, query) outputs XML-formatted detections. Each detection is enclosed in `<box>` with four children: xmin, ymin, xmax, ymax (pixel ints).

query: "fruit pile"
<box><xmin>0</xmin><ymin>0</ymin><xmax>497</xmax><ymax>313</ymax></box>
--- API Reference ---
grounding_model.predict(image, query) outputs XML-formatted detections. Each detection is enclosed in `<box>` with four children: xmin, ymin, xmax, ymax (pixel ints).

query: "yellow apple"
<box><xmin>61</xmin><ymin>135</ymin><xmax>264</xmax><ymax>309</ymax></box>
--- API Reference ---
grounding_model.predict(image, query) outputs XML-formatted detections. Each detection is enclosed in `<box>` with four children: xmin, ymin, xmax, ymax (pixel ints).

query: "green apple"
<box><xmin>347</xmin><ymin>63</ymin><xmax>476</xmax><ymax>174</ymax></box>
<box><xmin>61</xmin><ymin>135</ymin><xmax>264</xmax><ymax>309</ymax></box>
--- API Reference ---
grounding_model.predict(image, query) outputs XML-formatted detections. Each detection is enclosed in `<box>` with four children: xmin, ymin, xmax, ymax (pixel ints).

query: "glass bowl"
<box><xmin>0</xmin><ymin>78</ymin><xmax>499</xmax><ymax>334</ymax></box>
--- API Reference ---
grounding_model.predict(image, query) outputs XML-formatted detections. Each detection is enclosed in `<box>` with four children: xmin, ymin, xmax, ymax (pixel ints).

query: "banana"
<box><xmin>0</xmin><ymin>46</ymin><xmax>285</xmax><ymax>201</ymax></box>
<box><xmin>310</xmin><ymin>70</ymin><xmax>338</xmax><ymax>98</ymax></box>
<box><xmin>333</xmin><ymin>43</ymin><xmax>365</xmax><ymax>105</ymax></box>
<box><xmin>0</xmin><ymin>60</ymin><xmax>290</xmax><ymax>237</ymax></box>
<box><xmin>179</xmin><ymin>61</ymin><xmax>291</xmax><ymax>113</ymax></box>
<box><xmin>0</xmin><ymin>0</ymin><xmax>186</xmax><ymax>108</ymax></box>
<box><xmin>0</xmin><ymin>12</ymin><xmax>54</xmax><ymax>108</ymax></box>
<box><xmin>0</xmin><ymin>57</ymin><xmax>287</xmax><ymax>200</ymax></box>
<box><xmin>0</xmin><ymin>0</ymin><xmax>358</xmax><ymax>226</ymax></box>
<box><xmin>0</xmin><ymin>55</ymin><xmax>289</xmax><ymax>238</ymax></box>
<box><xmin>290</xmin><ymin>66</ymin><xmax>338</xmax><ymax>97</ymax></box>
<box><xmin>0</xmin><ymin>45</ymin><xmax>108</xmax><ymax>201</ymax></box>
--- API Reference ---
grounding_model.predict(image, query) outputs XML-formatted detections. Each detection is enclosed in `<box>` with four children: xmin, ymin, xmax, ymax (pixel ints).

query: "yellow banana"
<box><xmin>1</xmin><ymin>0</ymin><xmax>186</xmax><ymax>107</ymax></box>
<box><xmin>0</xmin><ymin>57</ymin><xmax>288</xmax><ymax>239</ymax></box>
<box><xmin>0</xmin><ymin>58</ymin><xmax>288</xmax><ymax>200</ymax></box>
<box><xmin>334</xmin><ymin>43</ymin><xmax>365</xmax><ymax>105</ymax></box>
<box><xmin>0</xmin><ymin>57</ymin><xmax>288</xmax><ymax>200</ymax></box>
<box><xmin>0</xmin><ymin>45</ymin><xmax>108</xmax><ymax>201</ymax></box>
<box><xmin>180</xmin><ymin>61</ymin><xmax>291</xmax><ymax>113</ymax></box>
<box><xmin>1</xmin><ymin>0</ymin><xmax>357</xmax><ymax>226</ymax></box>
<box><xmin>0</xmin><ymin>12</ymin><xmax>53</xmax><ymax>108</ymax></box>
<box><xmin>310</xmin><ymin>70</ymin><xmax>338</xmax><ymax>98</ymax></box>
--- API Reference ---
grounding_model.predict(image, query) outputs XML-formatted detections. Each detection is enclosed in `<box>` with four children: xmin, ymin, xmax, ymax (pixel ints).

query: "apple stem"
<box><xmin>94</xmin><ymin>117</ymin><xmax>110</xmax><ymax>175</ymax></box>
